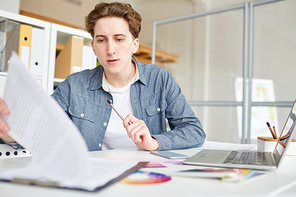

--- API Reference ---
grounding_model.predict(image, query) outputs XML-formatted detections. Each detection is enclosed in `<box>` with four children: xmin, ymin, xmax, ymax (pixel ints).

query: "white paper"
<box><xmin>0</xmin><ymin>52</ymin><xmax>138</xmax><ymax>191</ymax></box>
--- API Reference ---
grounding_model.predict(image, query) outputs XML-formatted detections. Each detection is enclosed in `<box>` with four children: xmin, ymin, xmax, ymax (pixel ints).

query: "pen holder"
<box><xmin>257</xmin><ymin>136</ymin><xmax>296</xmax><ymax>156</ymax></box>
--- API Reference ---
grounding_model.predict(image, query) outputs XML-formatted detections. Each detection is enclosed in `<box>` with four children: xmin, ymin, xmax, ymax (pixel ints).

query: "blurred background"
<box><xmin>1</xmin><ymin>0</ymin><xmax>295</xmax><ymax>144</ymax></box>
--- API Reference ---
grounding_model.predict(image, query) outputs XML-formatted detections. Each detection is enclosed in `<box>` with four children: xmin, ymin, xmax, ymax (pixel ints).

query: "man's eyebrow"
<box><xmin>94</xmin><ymin>34</ymin><xmax>127</xmax><ymax>38</ymax></box>
<box><xmin>114</xmin><ymin>34</ymin><xmax>127</xmax><ymax>37</ymax></box>
<box><xmin>95</xmin><ymin>35</ymin><xmax>106</xmax><ymax>38</ymax></box>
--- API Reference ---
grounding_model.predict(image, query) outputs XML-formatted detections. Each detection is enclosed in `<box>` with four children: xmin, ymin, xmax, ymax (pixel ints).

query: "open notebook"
<box><xmin>184</xmin><ymin>100</ymin><xmax>296</xmax><ymax>170</ymax></box>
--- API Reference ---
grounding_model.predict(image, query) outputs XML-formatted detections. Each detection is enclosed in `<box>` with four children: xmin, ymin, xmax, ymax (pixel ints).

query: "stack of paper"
<box><xmin>0</xmin><ymin>52</ymin><xmax>141</xmax><ymax>191</ymax></box>
<box><xmin>172</xmin><ymin>168</ymin><xmax>265</xmax><ymax>182</ymax></box>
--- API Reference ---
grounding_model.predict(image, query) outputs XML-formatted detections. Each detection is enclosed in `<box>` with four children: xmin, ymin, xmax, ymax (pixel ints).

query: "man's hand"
<box><xmin>0</xmin><ymin>98</ymin><xmax>15</xmax><ymax>143</ymax></box>
<box><xmin>123</xmin><ymin>114</ymin><xmax>159</xmax><ymax>151</ymax></box>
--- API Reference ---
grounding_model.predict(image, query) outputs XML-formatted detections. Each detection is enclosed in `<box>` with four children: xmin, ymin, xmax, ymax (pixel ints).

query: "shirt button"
<box><xmin>103</xmin><ymin>122</ymin><xmax>107</xmax><ymax>126</ymax></box>
<box><xmin>99</xmin><ymin>143</ymin><xmax>102</xmax><ymax>147</ymax></box>
<box><xmin>157</xmin><ymin>108</ymin><xmax>161</xmax><ymax>112</ymax></box>
<box><xmin>80</xmin><ymin>113</ymin><xmax>84</xmax><ymax>117</ymax></box>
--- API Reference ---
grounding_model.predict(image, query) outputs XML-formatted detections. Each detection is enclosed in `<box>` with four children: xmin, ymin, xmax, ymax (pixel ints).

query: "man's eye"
<box><xmin>97</xmin><ymin>39</ymin><xmax>105</xmax><ymax>42</ymax></box>
<box><xmin>116</xmin><ymin>38</ymin><xmax>123</xmax><ymax>42</ymax></box>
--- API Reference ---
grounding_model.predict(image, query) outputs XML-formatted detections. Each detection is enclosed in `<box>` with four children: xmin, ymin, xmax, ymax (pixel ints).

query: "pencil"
<box><xmin>266</xmin><ymin>122</ymin><xmax>276</xmax><ymax>139</ymax></box>
<box><xmin>107</xmin><ymin>100</ymin><xmax>125</xmax><ymax>120</ymax></box>
<box><xmin>107</xmin><ymin>100</ymin><xmax>132</xmax><ymax>125</ymax></box>
<box><xmin>273</xmin><ymin>126</ymin><xmax>278</xmax><ymax>139</ymax></box>
<box><xmin>280</xmin><ymin>133</ymin><xmax>290</xmax><ymax>141</ymax></box>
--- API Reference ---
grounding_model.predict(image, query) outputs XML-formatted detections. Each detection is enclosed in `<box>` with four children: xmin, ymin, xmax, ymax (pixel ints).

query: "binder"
<box><xmin>18</xmin><ymin>24</ymin><xmax>32</xmax><ymax>68</ymax></box>
<box><xmin>82</xmin><ymin>45</ymin><xmax>96</xmax><ymax>70</ymax></box>
<box><xmin>54</xmin><ymin>36</ymin><xmax>84</xmax><ymax>79</ymax></box>
<box><xmin>29</xmin><ymin>27</ymin><xmax>45</xmax><ymax>76</ymax></box>
<box><xmin>0</xmin><ymin>144</ymin><xmax>31</xmax><ymax>158</ymax></box>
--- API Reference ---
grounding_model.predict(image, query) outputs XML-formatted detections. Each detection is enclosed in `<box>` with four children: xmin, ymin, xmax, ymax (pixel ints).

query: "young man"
<box><xmin>0</xmin><ymin>2</ymin><xmax>206</xmax><ymax>151</ymax></box>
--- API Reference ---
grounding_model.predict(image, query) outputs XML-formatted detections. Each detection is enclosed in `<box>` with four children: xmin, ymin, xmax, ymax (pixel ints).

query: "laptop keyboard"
<box><xmin>223</xmin><ymin>151</ymin><xmax>269</xmax><ymax>165</ymax></box>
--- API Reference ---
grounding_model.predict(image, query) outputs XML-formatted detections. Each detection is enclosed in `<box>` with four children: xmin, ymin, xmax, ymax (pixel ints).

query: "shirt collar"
<box><xmin>102</xmin><ymin>56</ymin><xmax>140</xmax><ymax>92</ymax></box>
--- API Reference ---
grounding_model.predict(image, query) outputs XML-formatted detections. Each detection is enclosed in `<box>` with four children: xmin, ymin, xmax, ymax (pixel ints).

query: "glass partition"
<box><xmin>153</xmin><ymin>0</ymin><xmax>295</xmax><ymax>143</ymax></box>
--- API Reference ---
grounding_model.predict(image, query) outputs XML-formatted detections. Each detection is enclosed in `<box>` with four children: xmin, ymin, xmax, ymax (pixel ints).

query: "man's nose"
<box><xmin>107</xmin><ymin>41</ymin><xmax>115</xmax><ymax>55</ymax></box>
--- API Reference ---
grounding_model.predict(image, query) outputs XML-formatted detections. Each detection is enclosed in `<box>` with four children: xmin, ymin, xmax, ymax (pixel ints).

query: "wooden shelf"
<box><xmin>20</xmin><ymin>9</ymin><xmax>178</xmax><ymax>68</ymax></box>
<box><xmin>56</xmin><ymin>43</ymin><xmax>179</xmax><ymax>68</ymax></box>
<box><xmin>134</xmin><ymin>44</ymin><xmax>179</xmax><ymax>68</ymax></box>
<box><xmin>20</xmin><ymin>9</ymin><xmax>84</xmax><ymax>30</ymax></box>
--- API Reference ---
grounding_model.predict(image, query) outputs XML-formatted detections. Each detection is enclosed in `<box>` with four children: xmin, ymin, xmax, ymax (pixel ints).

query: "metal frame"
<box><xmin>152</xmin><ymin>0</ymin><xmax>292</xmax><ymax>143</ymax></box>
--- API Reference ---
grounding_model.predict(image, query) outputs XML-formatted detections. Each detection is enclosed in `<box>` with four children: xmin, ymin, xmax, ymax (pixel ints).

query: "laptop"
<box><xmin>183</xmin><ymin>100</ymin><xmax>296</xmax><ymax>170</ymax></box>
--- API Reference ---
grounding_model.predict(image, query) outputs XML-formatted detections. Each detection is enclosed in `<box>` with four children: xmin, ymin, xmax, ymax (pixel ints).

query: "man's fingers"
<box><xmin>0</xmin><ymin>99</ymin><xmax>10</xmax><ymax>136</ymax></box>
<box><xmin>0</xmin><ymin>99</ymin><xmax>10</xmax><ymax>115</ymax></box>
<box><xmin>127</xmin><ymin>121</ymin><xmax>147</xmax><ymax>143</ymax></box>
<box><xmin>0</xmin><ymin>122</ymin><xmax>10</xmax><ymax>138</ymax></box>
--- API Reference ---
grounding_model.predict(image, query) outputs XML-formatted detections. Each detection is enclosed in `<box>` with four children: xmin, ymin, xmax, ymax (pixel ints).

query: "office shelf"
<box><xmin>47</xmin><ymin>23</ymin><xmax>96</xmax><ymax>94</ymax></box>
<box><xmin>0</xmin><ymin>9</ymin><xmax>50</xmax><ymax>96</ymax></box>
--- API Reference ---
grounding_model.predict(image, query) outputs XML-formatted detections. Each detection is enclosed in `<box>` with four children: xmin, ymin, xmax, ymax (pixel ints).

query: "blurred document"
<box><xmin>0</xmin><ymin>52</ymin><xmax>138</xmax><ymax>191</ymax></box>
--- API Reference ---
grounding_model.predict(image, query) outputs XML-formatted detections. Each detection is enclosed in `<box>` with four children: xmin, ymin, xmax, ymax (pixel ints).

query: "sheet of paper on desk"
<box><xmin>172</xmin><ymin>168</ymin><xmax>265</xmax><ymax>182</ymax></box>
<box><xmin>172</xmin><ymin>168</ymin><xmax>240</xmax><ymax>179</ymax></box>
<box><xmin>0</xmin><ymin>52</ymin><xmax>139</xmax><ymax>191</ymax></box>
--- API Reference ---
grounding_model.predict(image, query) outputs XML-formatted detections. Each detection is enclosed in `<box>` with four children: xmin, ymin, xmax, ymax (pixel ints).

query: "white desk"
<box><xmin>0</xmin><ymin>145</ymin><xmax>296</xmax><ymax>197</ymax></box>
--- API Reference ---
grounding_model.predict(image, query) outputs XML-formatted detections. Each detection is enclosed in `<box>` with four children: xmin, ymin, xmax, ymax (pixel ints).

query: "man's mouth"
<box><xmin>107</xmin><ymin>59</ymin><xmax>119</xmax><ymax>63</ymax></box>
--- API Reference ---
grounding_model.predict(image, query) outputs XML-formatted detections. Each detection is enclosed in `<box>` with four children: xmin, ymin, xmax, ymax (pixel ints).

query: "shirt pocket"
<box><xmin>145</xmin><ymin>101</ymin><xmax>167</xmax><ymax>117</ymax></box>
<box><xmin>69</xmin><ymin>96</ymin><xmax>96</xmax><ymax>123</ymax></box>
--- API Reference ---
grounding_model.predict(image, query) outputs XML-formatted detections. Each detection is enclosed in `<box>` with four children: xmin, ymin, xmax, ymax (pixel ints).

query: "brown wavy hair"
<box><xmin>85</xmin><ymin>2</ymin><xmax>142</xmax><ymax>39</ymax></box>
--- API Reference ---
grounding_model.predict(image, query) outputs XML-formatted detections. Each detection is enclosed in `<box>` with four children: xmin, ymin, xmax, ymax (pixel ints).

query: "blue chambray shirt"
<box><xmin>51</xmin><ymin>59</ymin><xmax>206</xmax><ymax>151</ymax></box>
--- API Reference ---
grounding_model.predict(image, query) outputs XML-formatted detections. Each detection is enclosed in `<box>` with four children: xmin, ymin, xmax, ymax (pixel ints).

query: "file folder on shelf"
<box><xmin>0</xmin><ymin>19</ymin><xmax>20</xmax><ymax>72</ymax></box>
<box><xmin>18</xmin><ymin>24</ymin><xmax>32</xmax><ymax>68</ymax></box>
<box><xmin>29</xmin><ymin>27</ymin><xmax>45</xmax><ymax>76</ymax></box>
<box><xmin>54</xmin><ymin>36</ymin><xmax>84</xmax><ymax>79</ymax></box>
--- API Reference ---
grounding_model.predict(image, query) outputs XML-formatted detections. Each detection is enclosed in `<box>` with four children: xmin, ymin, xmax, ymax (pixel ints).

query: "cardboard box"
<box><xmin>54</xmin><ymin>36</ymin><xmax>84</xmax><ymax>79</ymax></box>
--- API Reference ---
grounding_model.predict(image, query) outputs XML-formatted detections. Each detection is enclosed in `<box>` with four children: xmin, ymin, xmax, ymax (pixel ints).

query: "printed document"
<box><xmin>0</xmin><ymin>52</ymin><xmax>139</xmax><ymax>191</ymax></box>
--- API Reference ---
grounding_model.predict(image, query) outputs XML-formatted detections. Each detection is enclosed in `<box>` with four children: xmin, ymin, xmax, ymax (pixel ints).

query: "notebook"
<box><xmin>183</xmin><ymin>100</ymin><xmax>296</xmax><ymax>170</ymax></box>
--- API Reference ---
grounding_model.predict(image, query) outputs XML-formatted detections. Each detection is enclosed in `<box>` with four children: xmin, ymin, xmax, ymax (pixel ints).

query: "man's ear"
<box><xmin>91</xmin><ymin>40</ymin><xmax>96</xmax><ymax>55</ymax></box>
<box><xmin>132</xmin><ymin>38</ymin><xmax>139</xmax><ymax>54</ymax></box>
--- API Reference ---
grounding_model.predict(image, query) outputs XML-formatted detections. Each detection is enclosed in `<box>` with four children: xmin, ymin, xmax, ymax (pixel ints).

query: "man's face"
<box><xmin>91</xmin><ymin>17</ymin><xmax>139</xmax><ymax>77</ymax></box>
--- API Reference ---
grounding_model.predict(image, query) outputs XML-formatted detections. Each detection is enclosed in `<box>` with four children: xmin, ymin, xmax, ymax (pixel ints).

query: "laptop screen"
<box><xmin>273</xmin><ymin>100</ymin><xmax>296</xmax><ymax>165</ymax></box>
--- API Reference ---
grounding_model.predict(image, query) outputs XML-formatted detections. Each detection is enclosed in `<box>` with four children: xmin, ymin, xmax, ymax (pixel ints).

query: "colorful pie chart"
<box><xmin>120</xmin><ymin>171</ymin><xmax>171</xmax><ymax>184</ymax></box>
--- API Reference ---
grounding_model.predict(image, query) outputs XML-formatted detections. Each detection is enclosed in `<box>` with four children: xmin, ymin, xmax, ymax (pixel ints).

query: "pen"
<box><xmin>266</xmin><ymin>122</ymin><xmax>276</xmax><ymax>139</ymax></box>
<box><xmin>107</xmin><ymin>100</ymin><xmax>132</xmax><ymax>125</ymax></box>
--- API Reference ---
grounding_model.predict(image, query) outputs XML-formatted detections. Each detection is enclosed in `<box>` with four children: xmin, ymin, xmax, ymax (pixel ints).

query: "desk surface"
<box><xmin>0</xmin><ymin>144</ymin><xmax>296</xmax><ymax>197</ymax></box>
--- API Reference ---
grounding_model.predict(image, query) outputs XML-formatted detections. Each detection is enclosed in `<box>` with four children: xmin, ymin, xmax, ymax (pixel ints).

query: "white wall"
<box><xmin>0</xmin><ymin>0</ymin><xmax>20</xmax><ymax>13</ymax></box>
<box><xmin>20</xmin><ymin>0</ymin><xmax>102</xmax><ymax>28</ymax></box>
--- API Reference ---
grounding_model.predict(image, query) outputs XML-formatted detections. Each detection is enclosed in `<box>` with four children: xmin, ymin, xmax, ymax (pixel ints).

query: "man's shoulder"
<box><xmin>138</xmin><ymin>62</ymin><xmax>169</xmax><ymax>76</ymax></box>
<box><xmin>67</xmin><ymin>66</ymin><xmax>101</xmax><ymax>81</ymax></box>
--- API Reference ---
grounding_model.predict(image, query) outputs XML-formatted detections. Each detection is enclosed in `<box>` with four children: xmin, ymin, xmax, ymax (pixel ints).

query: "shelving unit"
<box><xmin>0</xmin><ymin>9</ymin><xmax>50</xmax><ymax>96</ymax></box>
<box><xmin>1</xmin><ymin>9</ymin><xmax>176</xmax><ymax>97</ymax></box>
<box><xmin>47</xmin><ymin>23</ymin><xmax>96</xmax><ymax>94</ymax></box>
